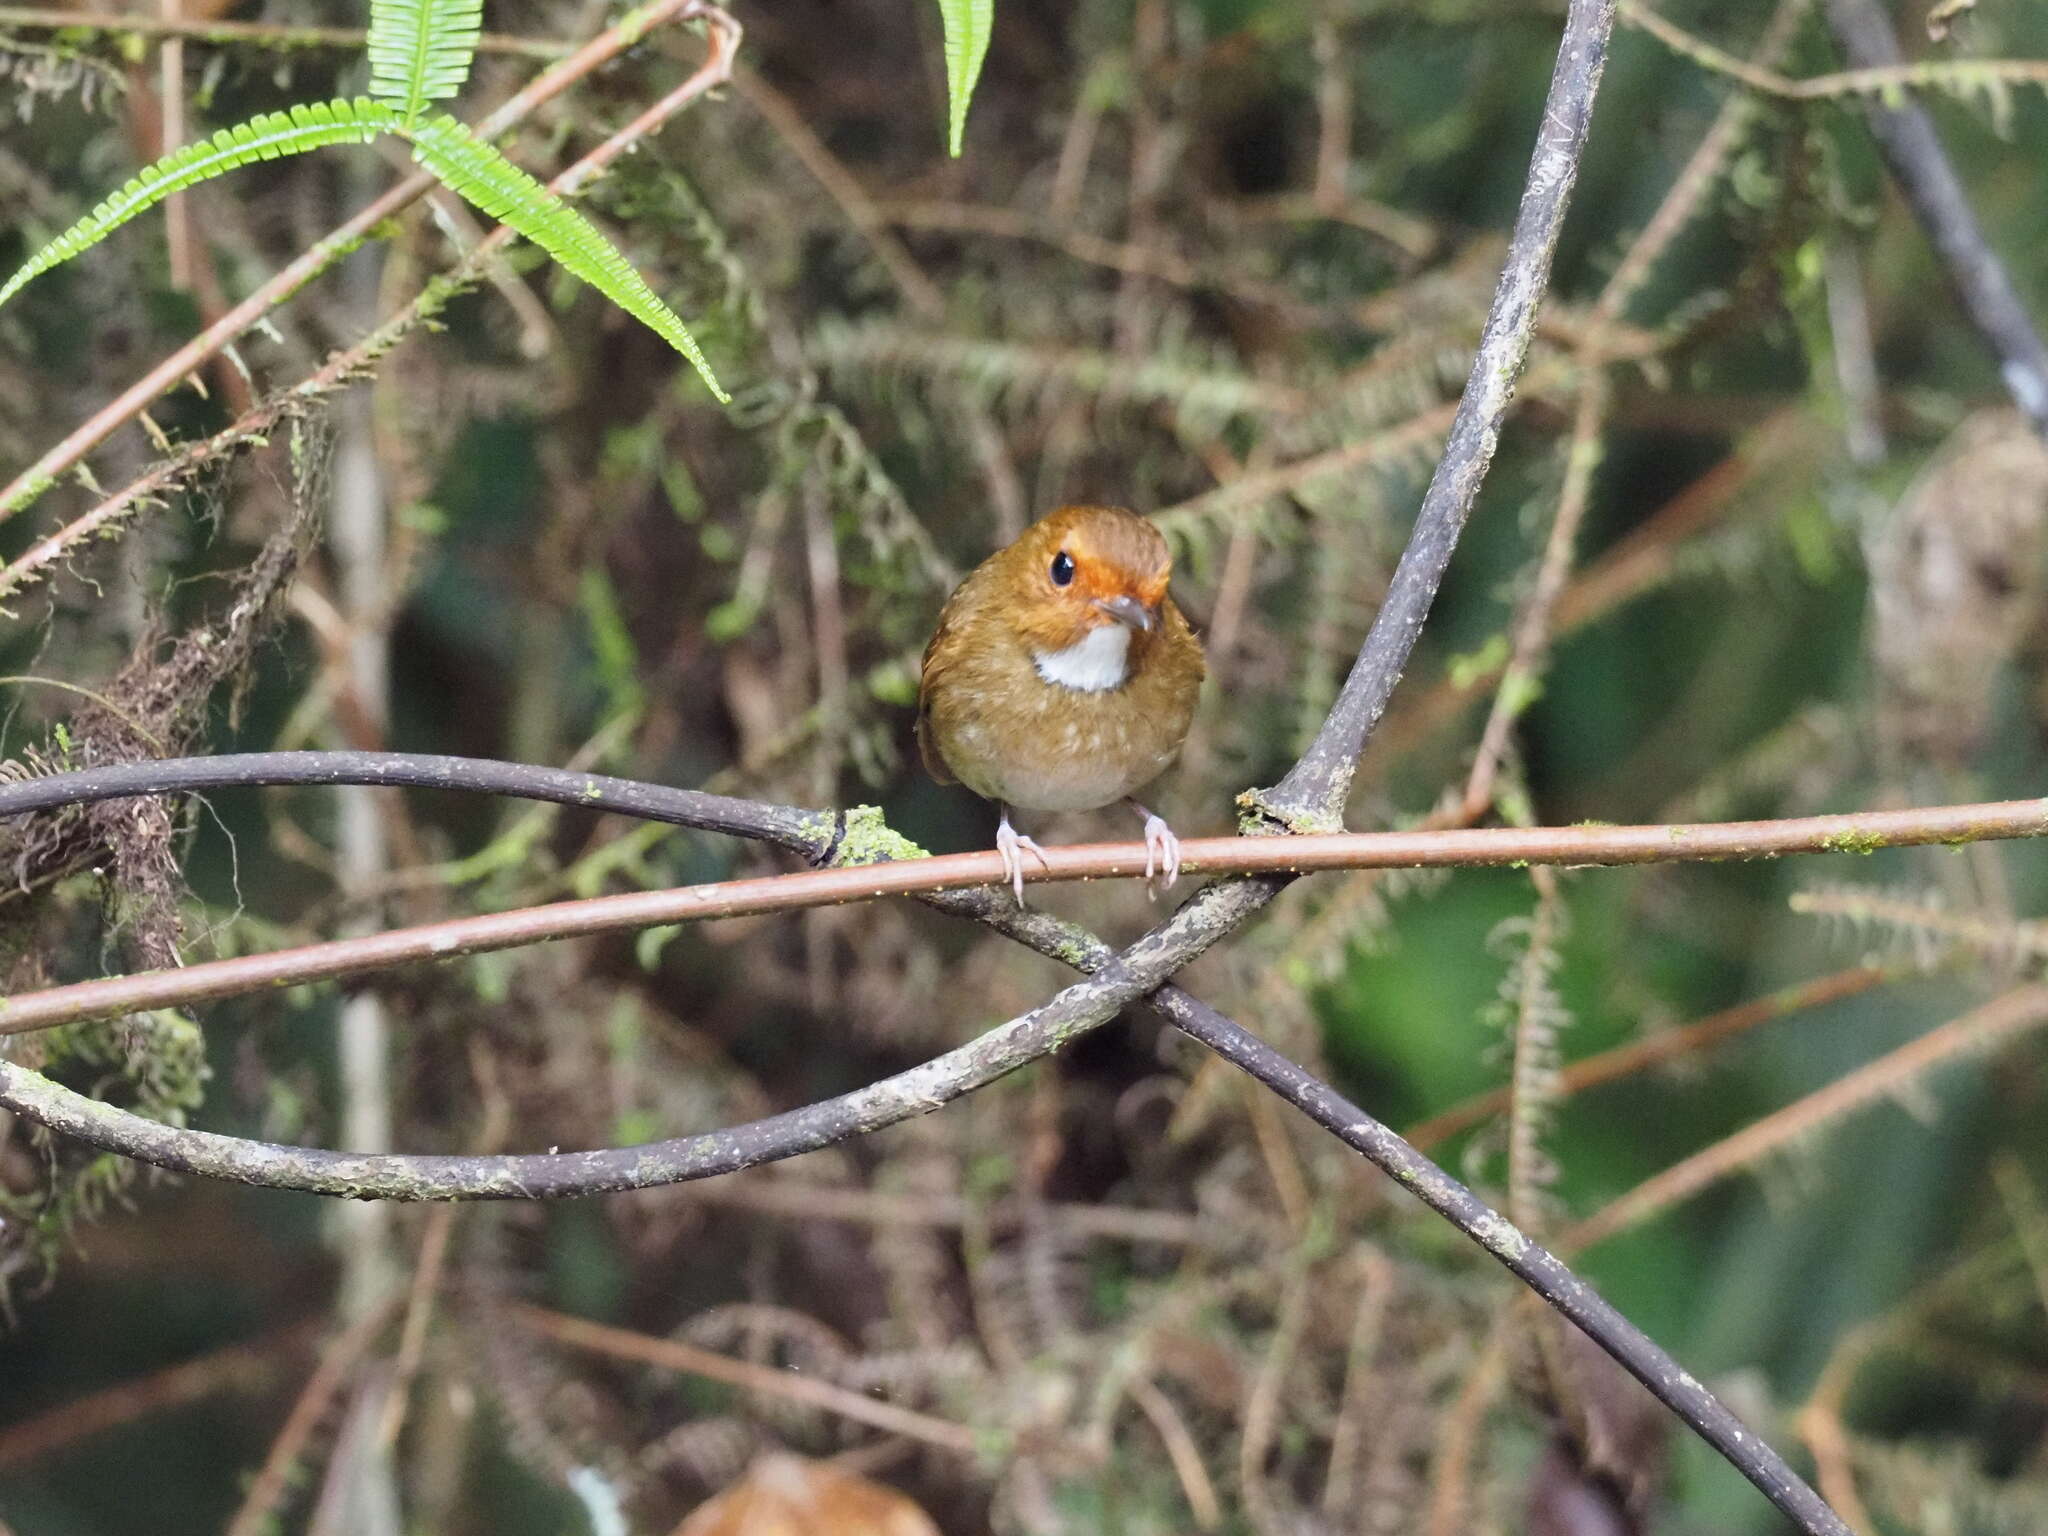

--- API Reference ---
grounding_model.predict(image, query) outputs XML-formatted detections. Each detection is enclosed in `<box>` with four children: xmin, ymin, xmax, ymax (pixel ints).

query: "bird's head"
<box><xmin>1000</xmin><ymin>505</ymin><xmax>1173</xmax><ymax>656</ymax></box>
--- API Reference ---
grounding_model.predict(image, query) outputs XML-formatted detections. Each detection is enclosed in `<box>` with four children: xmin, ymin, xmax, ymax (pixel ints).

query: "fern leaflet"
<box><xmin>403</xmin><ymin>113</ymin><xmax>728</xmax><ymax>400</ymax></box>
<box><xmin>367</xmin><ymin>0</ymin><xmax>483</xmax><ymax>124</ymax></box>
<box><xmin>934</xmin><ymin>0</ymin><xmax>993</xmax><ymax>157</ymax></box>
<box><xmin>0</xmin><ymin>99</ymin><xmax>401</xmax><ymax>310</ymax></box>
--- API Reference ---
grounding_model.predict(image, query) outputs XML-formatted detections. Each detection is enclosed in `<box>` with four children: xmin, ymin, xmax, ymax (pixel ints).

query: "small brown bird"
<box><xmin>917</xmin><ymin>505</ymin><xmax>1206</xmax><ymax>904</ymax></box>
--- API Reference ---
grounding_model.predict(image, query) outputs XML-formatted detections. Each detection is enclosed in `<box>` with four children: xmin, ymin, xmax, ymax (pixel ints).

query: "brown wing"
<box><xmin>914</xmin><ymin>603</ymin><xmax>959</xmax><ymax>785</ymax></box>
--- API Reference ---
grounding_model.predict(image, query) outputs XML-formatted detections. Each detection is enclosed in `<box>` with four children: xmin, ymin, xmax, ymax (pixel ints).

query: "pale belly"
<box><xmin>939</xmin><ymin>697</ymin><xmax>1188</xmax><ymax>811</ymax></box>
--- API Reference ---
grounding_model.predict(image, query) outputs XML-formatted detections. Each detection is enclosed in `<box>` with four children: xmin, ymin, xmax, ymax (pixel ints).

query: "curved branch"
<box><xmin>0</xmin><ymin>878</ymin><xmax>1272</xmax><ymax>1197</ymax></box>
<box><xmin>0</xmin><ymin>750</ymin><xmax>825</xmax><ymax>855</ymax></box>
<box><xmin>1164</xmin><ymin>986</ymin><xmax>1851</xmax><ymax>1535</ymax></box>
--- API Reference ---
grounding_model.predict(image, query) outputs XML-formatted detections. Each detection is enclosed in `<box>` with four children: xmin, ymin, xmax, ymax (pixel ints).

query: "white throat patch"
<box><xmin>1034</xmin><ymin>623</ymin><xmax>1131</xmax><ymax>692</ymax></box>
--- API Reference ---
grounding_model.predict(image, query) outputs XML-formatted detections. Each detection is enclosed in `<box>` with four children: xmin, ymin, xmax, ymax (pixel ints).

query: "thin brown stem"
<box><xmin>506</xmin><ymin>1303</ymin><xmax>980</xmax><ymax>1454</ymax></box>
<box><xmin>1462</xmin><ymin>375</ymin><xmax>1610</xmax><ymax>820</ymax></box>
<box><xmin>7</xmin><ymin>794</ymin><xmax>2044</xmax><ymax>1036</ymax></box>
<box><xmin>1310</xmin><ymin>9</ymin><xmax>1351</xmax><ymax>211</ymax></box>
<box><xmin>1425</xmin><ymin>1319</ymin><xmax>1511</xmax><ymax>1536</ymax></box>
<box><xmin>734</xmin><ymin>69</ymin><xmax>945</xmax><ymax>319</ymax></box>
<box><xmin>1796</xmin><ymin>1320</ymin><xmax>1886</xmax><ymax>1534</ymax></box>
<box><xmin>1129</xmin><ymin>1377</ymin><xmax>1222</xmax><ymax>1532</ymax></box>
<box><xmin>1563</xmin><ymin>986</ymin><xmax>2048</xmax><ymax>1252</ymax></box>
<box><xmin>682</xmin><ymin>1174</ymin><xmax>1224</xmax><ymax>1249</ymax></box>
<box><xmin>877</xmin><ymin>198</ymin><xmax>1306</xmax><ymax>314</ymax></box>
<box><xmin>221</xmin><ymin>1298</ymin><xmax>400</xmax><ymax>1536</ymax></box>
<box><xmin>0</xmin><ymin>1324</ymin><xmax>315</xmax><ymax>1469</ymax></box>
<box><xmin>1620</xmin><ymin>0</ymin><xmax>2048</xmax><ymax>102</ymax></box>
<box><xmin>1321</xmin><ymin>1248</ymin><xmax>1394</xmax><ymax>1515</ymax></box>
<box><xmin>155</xmin><ymin>0</ymin><xmax>188</xmax><ymax>291</ymax></box>
<box><xmin>1228</xmin><ymin>190</ymin><xmax>1440</xmax><ymax>263</ymax></box>
<box><xmin>1238</xmin><ymin>1259</ymin><xmax>1312</xmax><ymax>1536</ymax></box>
<box><xmin>1408</xmin><ymin>964</ymin><xmax>1893</xmax><ymax>1149</ymax></box>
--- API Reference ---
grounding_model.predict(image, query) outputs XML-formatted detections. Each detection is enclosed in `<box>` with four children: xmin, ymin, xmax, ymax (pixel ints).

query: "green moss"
<box><xmin>830</xmin><ymin>805</ymin><xmax>930</xmax><ymax>867</ymax></box>
<box><xmin>794</xmin><ymin>811</ymin><xmax>840</xmax><ymax>856</ymax></box>
<box><xmin>1821</xmin><ymin>827</ymin><xmax>1887</xmax><ymax>856</ymax></box>
<box><xmin>1234</xmin><ymin>786</ymin><xmax>1338</xmax><ymax>837</ymax></box>
<box><xmin>0</xmin><ymin>470</ymin><xmax>55</xmax><ymax>520</ymax></box>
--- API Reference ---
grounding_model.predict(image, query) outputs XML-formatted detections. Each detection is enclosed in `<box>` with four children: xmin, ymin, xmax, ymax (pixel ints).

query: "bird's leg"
<box><xmin>996</xmin><ymin>804</ymin><xmax>1052</xmax><ymax>907</ymax></box>
<box><xmin>1127</xmin><ymin>799</ymin><xmax>1182</xmax><ymax>896</ymax></box>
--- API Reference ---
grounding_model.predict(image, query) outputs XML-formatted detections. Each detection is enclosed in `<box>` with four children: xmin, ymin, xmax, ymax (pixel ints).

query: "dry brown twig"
<box><xmin>1406</xmin><ymin>964</ymin><xmax>1895</xmax><ymax>1149</ymax></box>
<box><xmin>1563</xmin><ymin>986</ymin><xmax>2048</xmax><ymax>1253</ymax></box>
<box><xmin>5</xmin><ymin>794</ymin><xmax>2042</xmax><ymax>1036</ymax></box>
<box><xmin>0</xmin><ymin>1322</ymin><xmax>316</xmax><ymax>1470</ymax></box>
<box><xmin>507</xmin><ymin>1303</ymin><xmax>981</xmax><ymax>1455</ymax></box>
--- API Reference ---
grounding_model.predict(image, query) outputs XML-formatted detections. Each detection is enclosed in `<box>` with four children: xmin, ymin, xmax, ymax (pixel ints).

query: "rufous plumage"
<box><xmin>917</xmin><ymin>505</ymin><xmax>1206</xmax><ymax>904</ymax></box>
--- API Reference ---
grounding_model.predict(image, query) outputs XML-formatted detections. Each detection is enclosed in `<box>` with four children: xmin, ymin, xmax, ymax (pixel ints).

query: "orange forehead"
<box><xmin>1027</xmin><ymin>505</ymin><xmax>1171</xmax><ymax>603</ymax></box>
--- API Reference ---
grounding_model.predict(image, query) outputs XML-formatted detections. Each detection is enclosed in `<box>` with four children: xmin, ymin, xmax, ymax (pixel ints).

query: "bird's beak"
<box><xmin>1093</xmin><ymin>594</ymin><xmax>1157</xmax><ymax>632</ymax></box>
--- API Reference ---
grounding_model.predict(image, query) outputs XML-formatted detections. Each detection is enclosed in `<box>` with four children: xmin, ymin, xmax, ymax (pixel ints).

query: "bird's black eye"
<box><xmin>1050</xmin><ymin>551</ymin><xmax>1076</xmax><ymax>587</ymax></box>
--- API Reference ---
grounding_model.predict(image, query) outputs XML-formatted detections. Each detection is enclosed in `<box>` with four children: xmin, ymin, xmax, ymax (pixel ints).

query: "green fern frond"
<box><xmin>934</xmin><ymin>0</ymin><xmax>993</xmax><ymax>156</ymax></box>
<box><xmin>812</xmin><ymin>321</ymin><xmax>1301</xmax><ymax>424</ymax></box>
<box><xmin>402</xmin><ymin>114</ymin><xmax>728</xmax><ymax>400</ymax></box>
<box><xmin>0</xmin><ymin>99</ymin><xmax>400</xmax><ymax>310</ymax></box>
<box><xmin>368</xmin><ymin>0</ymin><xmax>483</xmax><ymax>123</ymax></box>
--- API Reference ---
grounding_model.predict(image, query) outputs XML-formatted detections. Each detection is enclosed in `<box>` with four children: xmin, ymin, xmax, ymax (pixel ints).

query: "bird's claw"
<box><xmin>996</xmin><ymin>813</ymin><xmax>1052</xmax><ymax>907</ymax></box>
<box><xmin>1138</xmin><ymin>807</ymin><xmax>1182</xmax><ymax>898</ymax></box>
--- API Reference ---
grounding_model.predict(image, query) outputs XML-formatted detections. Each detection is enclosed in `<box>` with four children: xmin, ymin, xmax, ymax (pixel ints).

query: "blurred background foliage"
<box><xmin>2</xmin><ymin>0</ymin><xmax>2048</xmax><ymax>1531</ymax></box>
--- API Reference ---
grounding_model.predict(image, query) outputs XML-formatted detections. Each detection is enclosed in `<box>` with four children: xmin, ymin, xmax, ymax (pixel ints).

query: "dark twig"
<box><xmin>1254</xmin><ymin>0</ymin><xmax>1619</xmax><ymax>829</ymax></box>
<box><xmin>0</xmin><ymin>750</ymin><xmax>823</xmax><ymax>856</ymax></box>
<box><xmin>1820</xmin><ymin>0</ymin><xmax>2048</xmax><ymax>435</ymax></box>
<box><xmin>1161</xmin><ymin>990</ymin><xmax>1851</xmax><ymax>1536</ymax></box>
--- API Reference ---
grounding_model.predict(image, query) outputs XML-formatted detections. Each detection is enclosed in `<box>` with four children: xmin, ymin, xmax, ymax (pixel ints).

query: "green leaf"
<box><xmin>0</xmin><ymin>99</ymin><xmax>400</xmax><ymax>310</ymax></box>
<box><xmin>935</xmin><ymin>0</ymin><xmax>994</xmax><ymax>157</ymax></box>
<box><xmin>401</xmin><ymin>113</ymin><xmax>729</xmax><ymax>401</ymax></box>
<box><xmin>367</xmin><ymin>0</ymin><xmax>482</xmax><ymax>124</ymax></box>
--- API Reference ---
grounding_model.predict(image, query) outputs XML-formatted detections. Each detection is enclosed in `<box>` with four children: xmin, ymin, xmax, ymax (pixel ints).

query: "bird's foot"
<box><xmin>996</xmin><ymin>807</ymin><xmax>1052</xmax><ymax>907</ymax></box>
<box><xmin>1129</xmin><ymin>801</ymin><xmax>1182</xmax><ymax>897</ymax></box>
